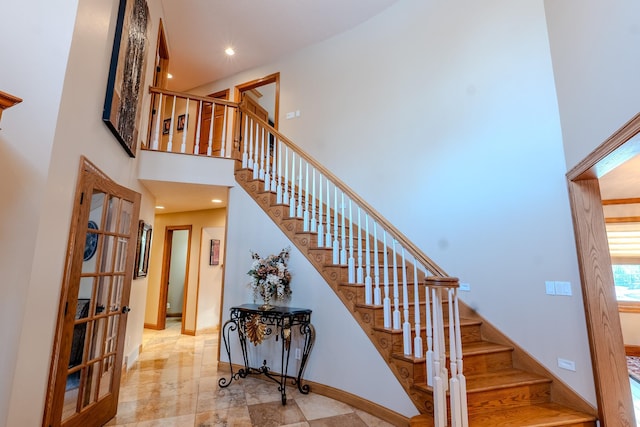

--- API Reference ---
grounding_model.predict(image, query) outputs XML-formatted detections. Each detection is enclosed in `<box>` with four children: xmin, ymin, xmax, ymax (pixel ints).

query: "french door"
<box><xmin>44</xmin><ymin>158</ymin><xmax>140</xmax><ymax>427</ymax></box>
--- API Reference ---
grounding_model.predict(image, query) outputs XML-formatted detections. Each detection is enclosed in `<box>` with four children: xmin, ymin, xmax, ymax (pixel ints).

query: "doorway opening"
<box><xmin>235</xmin><ymin>72</ymin><xmax>280</xmax><ymax>129</ymax></box>
<box><xmin>156</xmin><ymin>225</ymin><xmax>192</xmax><ymax>332</ymax></box>
<box><xmin>567</xmin><ymin>113</ymin><xmax>640</xmax><ymax>425</ymax></box>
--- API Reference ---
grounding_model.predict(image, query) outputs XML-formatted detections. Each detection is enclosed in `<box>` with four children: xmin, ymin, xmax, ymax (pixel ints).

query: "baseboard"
<box><xmin>166</xmin><ymin>312</ymin><xmax>183</xmax><ymax>318</ymax></box>
<box><xmin>144</xmin><ymin>322</ymin><xmax>161</xmax><ymax>330</ymax></box>
<box><xmin>217</xmin><ymin>362</ymin><xmax>409</xmax><ymax>426</ymax></box>
<box><xmin>625</xmin><ymin>345</ymin><xmax>640</xmax><ymax>356</ymax></box>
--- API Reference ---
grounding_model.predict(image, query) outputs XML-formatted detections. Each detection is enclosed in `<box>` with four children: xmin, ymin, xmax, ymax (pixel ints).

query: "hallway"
<box><xmin>105</xmin><ymin>318</ymin><xmax>394</xmax><ymax>426</ymax></box>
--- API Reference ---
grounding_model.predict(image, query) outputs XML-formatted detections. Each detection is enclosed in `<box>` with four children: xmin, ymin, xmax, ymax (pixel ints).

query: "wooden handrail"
<box><xmin>0</xmin><ymin>90</ymin><xmax>23</xmax><ymax>122</ymax></box>
<box><xmin>240</xmin><ymin>106</ymin><xmax>448</xmax><ymax>278</ymax></box>
<box><xmin>148</xmin><ymin>86</ymin><xmax>239</xmax><ymax>108</ymax></box>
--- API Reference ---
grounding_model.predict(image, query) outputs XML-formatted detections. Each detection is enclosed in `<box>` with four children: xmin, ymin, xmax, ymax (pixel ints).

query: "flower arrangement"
<box><xmin>248</xmin><ymin>247</ymin><xmax>292</xmax><ymax>308</ymax></box>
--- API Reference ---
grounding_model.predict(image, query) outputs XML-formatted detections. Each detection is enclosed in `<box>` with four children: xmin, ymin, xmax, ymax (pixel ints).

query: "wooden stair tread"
<box><xmin>390</xmin><ymin>337</ymin><xmax>505</xmax><ymax>362</ymax></box>
<box><xmin>412</xmin><ymin>368</ymin><xmax>550</xmax><ymax>394</ymax></box>
<box><xmin>237</xmin><ymin>168</ymin><xmax>596</xmax><ymax>426</ymax></box>
<box><xmin>465</xmin><ymin>368</ymin><xmax>551</xmax><ymax>392</ymax></box>
<box><xmin>410</xmin><ymin>402</ymin><xmax>596</xmax><ymax>426</ymax></box>
<box><xmin>374</xmin><ymin>317</ymin><xmax>481</xmax><ymax>335</ymax></box>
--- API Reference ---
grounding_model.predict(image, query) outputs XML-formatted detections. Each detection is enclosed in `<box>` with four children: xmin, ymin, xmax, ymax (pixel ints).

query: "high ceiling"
<box><xmin>160</xmin><ymin>0</ymin><xmax>400</xmax><ymax>91</ymax></box>
<box><xmin>147</xmin><ymin>0</ymin><xmax>400</xmax><ymax>213</ymax></box>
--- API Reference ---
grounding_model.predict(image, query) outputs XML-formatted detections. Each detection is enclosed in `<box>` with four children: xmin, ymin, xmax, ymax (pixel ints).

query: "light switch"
<box><xmin>545</xmin><ymin>281</ymin><xmax>556</xmax><ymax>295</ymax></box>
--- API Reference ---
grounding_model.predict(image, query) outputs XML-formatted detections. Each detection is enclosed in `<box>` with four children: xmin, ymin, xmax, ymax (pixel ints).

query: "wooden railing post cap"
<box><xmin>424</xmin><ymin>276</ymin><xmax>459</xmax><ymax>288</ymax></box>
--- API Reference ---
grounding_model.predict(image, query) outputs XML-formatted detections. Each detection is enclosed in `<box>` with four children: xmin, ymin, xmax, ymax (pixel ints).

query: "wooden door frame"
<box><xmin>156</xmin><ymin>225</ymin><xmax>192</xmax><ymax>333</ymax></box>
<box><xmin>234</xmin><ymin>72</ymin><xmax>280</xmax><ymax>129</ymax></box>
<box><xmin>566</xmin><ymin>113</ymin><xmax>640</xmax><ymax>425</ymax></box>
<box><xmin>43</xmin><ymin>156</ymin><xmax>141</xmax><ymax>427</ymax></box>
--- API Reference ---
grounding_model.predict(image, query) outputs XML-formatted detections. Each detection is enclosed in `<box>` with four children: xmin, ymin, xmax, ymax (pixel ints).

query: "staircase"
<box><xmin>143</xmin><ymin>87</ymin><xmax>598</xmax><ymax>426</ymax></box>
<box><xmin>234</xmin><ymin>165</ymin><xmax>597</xmax><ymax>426</ymax></box>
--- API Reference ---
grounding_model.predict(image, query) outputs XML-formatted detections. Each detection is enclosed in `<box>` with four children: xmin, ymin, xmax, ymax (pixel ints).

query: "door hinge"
<box><xmin>64</xmin><ymin>301</ymin><xmax>68</xmax><ymax>316</ymax></box>
<box><xmin>79</xmin><ymin>192</ymin><xmax>84</xmax><ymax>205</ymax></box>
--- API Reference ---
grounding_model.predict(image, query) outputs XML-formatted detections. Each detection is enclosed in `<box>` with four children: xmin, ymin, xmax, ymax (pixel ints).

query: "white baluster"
<box><xmin>283</xmin><ymin>145</ymin><xmax>289</xmax><ymax>205</ymax></box>
<box><xmin>253</xmin><ymin>121</ymin><xmax>260</xmax><ymax>179</ymax></box>
<box><xmin>180</xmin><ymin>98</ymin><xmax>189</xmax><ymax>153</ymax></box>
<box><xmin>332</xmin><ymin>187</ymin><xmax>339</xmax><ymax>264</ymax></box>
<box><xmin>207</xmin><ymin>101</ymin><xmax>214</xmax><ymax>157</ymax></box>
<box><xmin>414</xmin><ymin>262</ymin><xmax>423</xmax><ymax>358</ymax></box>
<box><xmin>454</xmin><ymin>287</ymin><xmax>469</xmax><ymax>427</ymax></box>
<box><xmin>432</xmin><ymin>287</ymin><xmax>446</xmax><ymax>427</ymax></box>
<box><xmin>247</xmin><ymin>117</ymin><xmax>254</xmax><ymax>169</ymax></box>
<box><xmin>364</xmin><ymin>213</ymin><xmax>372</xmax><ymax>304</ymax></box>
<box><xmin>310</xmin><ymin>168</ymin><xmax>317</xmax><ymax>233</ymax></box>
<box><xmin>259</xmin><ymin>128</ymin><xmax>266</xmax><ymax>181</ymax></box>
<box><xmin>373</xmin><ymin>221</ymin><xmax>381</xmax><ymax>305</ymax></box>
<box><xmin>402</xmin><ymin>247</ymin><xmax>411</xmax><ymax>355</ymax></box>
<box><xmin>303</xmin><ymin>162</ymin><xmax>309</xmax><ymax>230</ymax></box>
<box><xmin>449</xmin><ymin>288</ymin><xmax>462</xmax><ymax>427</ymax></box>
<box><xmin>425</xmin><ymin>282</ymin><xmax>434</xmax><ymax>386</ymax></box>
<box><xmin>167</xmin><ymin>96</ymin><xmax>176</xmax><ymax>151</ymax></box>
<box><xmin>271</xmin><ymin>136</ymin><xmax>278</xmax><ymax>194</ymax></box>
<box><xmin>289</xmin><ymin>152</ymin><xmax>296</xmax><ymax>218</ymax></box>
<box><xmin>264</xmin><ymin>130</ymin><xmax>271</xmax><ymax>192</ymax></box>
<box><xmin>340</xmin><ymin>193</ymin><xmax>347</xmax><ymax>265</ymax></box>
<box><xmin>151</xmin><ymin>93</ymin><xmax>162</xmax><ymax>150</ymax></box>
<box><xmin>325</xmin><ymin>179</ymin><xmax>332</xmax><ymax>248</ymax></box>
<box><xmin>317</xmin><ymin>174</ymin><xmax>324</xmax><ymax>247</ymax></box>
<box><xmin>383</xmin><ymin>231</ymin><xmax>391</xmax><ymax>328</ymax></box>
<box><xmin>220</xmin><ymin>105</ymin><xmax>227</xmax><ymax>157</ymax></box>
<box><xmin>356</xmin><ymin>207</ymin><xmax>363</xmax><ymax>284</ymax></box>
<box><xmin>392</xmin><ymin>240</ymin><xmax>401</xmax><ymax>330</ymax></box>
<box><xmin>276</xmin><ymin>139</ymin><xmax>282</xmax><ymax>203</ymax></box>
<box><xmin>347</xmin><ymin>200</ymin><xmax>355</xmax><ymax>282</ymax></box>
<box><xmin>296</xmin><ymin>157</ymin><xmax>303</xmax><ymax>218</ymax></box>
<box><xmin>194</xmin><ymin>100</ymin><xmax>203</xmax><ymax>154</ymax></box>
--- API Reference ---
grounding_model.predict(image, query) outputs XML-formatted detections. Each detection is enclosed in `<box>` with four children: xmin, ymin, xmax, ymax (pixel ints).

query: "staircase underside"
<box><xmin>234</xmin><ymin>166</ymin><xmax>598</xmax><ymax>426</ymax></box>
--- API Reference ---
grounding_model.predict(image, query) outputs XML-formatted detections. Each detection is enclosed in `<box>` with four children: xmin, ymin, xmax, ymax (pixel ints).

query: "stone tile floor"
<box><xmin>105</xmin><ymin>318</ymin><xmax>395</xmax><ymax>426</ymax></box>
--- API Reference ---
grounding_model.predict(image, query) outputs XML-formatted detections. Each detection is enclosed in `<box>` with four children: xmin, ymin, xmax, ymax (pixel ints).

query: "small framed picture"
<box><xmin>210</xmin><ymin>239</ymin><xmax>220</xmax><ymax>266</ymax></box>
<box><xmin>162</xmin><ymin>118</ymin><xmax>171</xmax><ymax>135</ymax></box>
<box><xmin>177</xmin><ymin>114</ymin><xmax>187</xmax><ymax>131</ymax></box>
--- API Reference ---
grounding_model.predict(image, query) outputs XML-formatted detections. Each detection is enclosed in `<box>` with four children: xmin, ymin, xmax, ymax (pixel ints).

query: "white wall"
<box><xmin>198</xmin><ymin>227</ymin><xmax>225</xmax><ymax>331</ymax></box>
<box><xmin>0</xmin><ymin>1</ymin><xmax>78</xmax><ymax>425</ymax></box>
<box><xmin>223</xmin><ymin>187</ymin><xmax>420</xmax><ymax>417</ymax></box>
<box><xmin>544</xmin><ymin>0</ymin><xmax>640</xmax><ymax>169</ymax></box>
<box><xmin>200</xmin><ymin>0</ymin><xmax>596</xmax><ymax>405</ymax></box>
<box><xmin>4</xmin><ymin>0</ymin><xmax>163</xmax><ymax>424</ymax></box>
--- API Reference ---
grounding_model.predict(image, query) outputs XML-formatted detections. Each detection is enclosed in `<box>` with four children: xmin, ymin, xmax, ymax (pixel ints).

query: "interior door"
<box><xmin>197</xmin><ymin>90</ymin><xmax>229</xmax><ymax>155</ymax></box>
<box><xmin>44</xmin><ymin>158</ymin><xmax>141</xmax><ymax>427</ymax></box>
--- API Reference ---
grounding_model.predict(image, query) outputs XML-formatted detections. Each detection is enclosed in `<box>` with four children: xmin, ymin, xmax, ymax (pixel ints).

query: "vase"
<box><xmin>258</xmin><ymin>293</ymin><xmax>274</xmax><ymax>311</ymax></box>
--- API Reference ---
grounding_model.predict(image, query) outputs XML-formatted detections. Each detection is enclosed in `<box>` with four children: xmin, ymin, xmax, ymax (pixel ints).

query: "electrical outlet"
<box><xmin>166</xmin><ymin>302</ymin><xmax>171</xmax><ymax>309</ymax></box>
<box><xmin>459</xmin><ymin>282</ymin><xmax>471</xmax><ymax>292</ymax></box>
<box><xmin>286</xmin><ymin>111</ymin><xmax>295</xmax><ymax>119</ymax></box>
<box><xmin>295</xmin><ymin>348</ymin><xmax>301</xmax><ymax>360</ymax></box>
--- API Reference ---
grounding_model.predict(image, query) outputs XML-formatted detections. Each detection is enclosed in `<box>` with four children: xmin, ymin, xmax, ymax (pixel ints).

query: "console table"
<box><xmin>218</xmin><ymin>304</ymin><xmax>315</xmax><ymax>404</ymax></box>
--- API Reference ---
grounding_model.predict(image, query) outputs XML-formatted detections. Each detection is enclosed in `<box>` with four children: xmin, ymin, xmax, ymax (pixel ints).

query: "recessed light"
<box><xmin>225</xmin><ymin>47</ymin><xmax>235</xmax><ymax>56</ymax></box>
<box><xmin>167</xmin><ymin>73</ymin><xmax>173</xmax><ymax>79</ymax></box>
<box><xmin>156</xmin><ymin>205</ymin><xmax>165</xmax><ymax>209</ymax></box>
<box><xmin>211</xmin><ymin>199</ymin><xmax>222</xmax><ymax>203</ymax></box>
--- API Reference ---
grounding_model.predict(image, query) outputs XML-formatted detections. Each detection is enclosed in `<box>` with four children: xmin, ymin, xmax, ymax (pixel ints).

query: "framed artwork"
<box><xmin>177</xmin><ymin>114</ymin><xmax>187</xmax><ymax>131</ymax></box>
<box><xmin>210</xmin><ymin>239</ymin><xmax>220</xmax><ymax>266</ymax></box>
<box><xmin>162</xmin><ymin>118</ymin><xmax>171</xmax><ymax>135</ymax></box>
<box><xmin>134</xmin><ymin>220</ymin><xmax>152</xmax><ymax>278</ymax></box>
<box><xmin>102</xmin><ymin>0</ymin><xmax>151</xmax><ymax>157</ymax></box>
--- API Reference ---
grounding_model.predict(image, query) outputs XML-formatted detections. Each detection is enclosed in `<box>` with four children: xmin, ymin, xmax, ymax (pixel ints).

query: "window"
<box><xmin>612</xmin><ymin>264</ymin><xmax>640</xmax><ymax>302</ymax></box>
